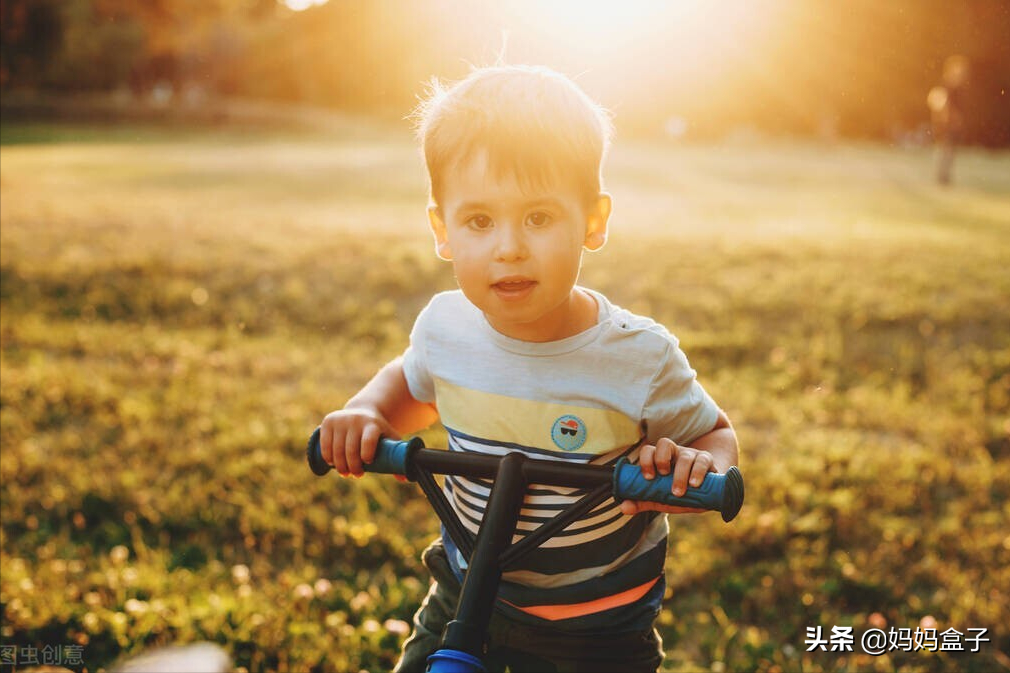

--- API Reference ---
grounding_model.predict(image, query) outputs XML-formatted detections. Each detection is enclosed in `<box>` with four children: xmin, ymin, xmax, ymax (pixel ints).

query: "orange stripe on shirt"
<box><xmin>501</xmin><ymin>576</ymin><xmax>661</xmax><ymax>622</ymax></box>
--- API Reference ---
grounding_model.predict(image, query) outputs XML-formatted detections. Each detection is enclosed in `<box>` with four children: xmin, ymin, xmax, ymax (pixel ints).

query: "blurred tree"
<box><xmin>90</xmin><ymin>0</ymin><xmax>274</xmax><ymax>94</ymax></box>
<box><xmin>46</xmin><ymin>0</ymin><xmax>145</xmax><ymax>91</ymax></box>
<box><xmin>0</xmin><ymin>0</ymin><xmax>274</xmax><ymax>94</ymax></box>
<box><xmin>0</xmin><ymin>0</ymin><xmax>64</xmax><ymax>88</ymax></box>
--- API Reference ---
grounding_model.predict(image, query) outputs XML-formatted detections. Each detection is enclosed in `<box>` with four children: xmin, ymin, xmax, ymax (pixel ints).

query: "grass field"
<box><xmin>1</xmin><ymin>120</ymin><xmax>1008</xmax><ymax>672</ymax></box>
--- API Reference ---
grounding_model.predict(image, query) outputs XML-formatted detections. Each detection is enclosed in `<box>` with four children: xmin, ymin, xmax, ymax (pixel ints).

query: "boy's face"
<box><xmin>428</xmin><ymin>151</ymin><xmax>611</xmax><ymax>342</ymax></box>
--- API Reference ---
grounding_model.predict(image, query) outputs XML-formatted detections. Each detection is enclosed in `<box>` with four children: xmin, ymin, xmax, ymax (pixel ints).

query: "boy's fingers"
<box><xmin>689</xmin><ymin>452</ymin><xmax>714</xmax><ymax>488</ymax></box>
<box><xmin>360</xmin><ymin>424</ymin><xmax>381</xmax><ymax>465</ymax></box>
<box><xmin>319</xmin><ymin>425</ymin><xmax>333</xmax><ymax>465</ymax></box>
<box><xmin>638</xmin><ymin>444</ymin><xmax>656</xmax><ymax>479</ymax></box>
<box><xmin>331</xmin><ymin>433</ymin><xmax>349</xmax><ymax>476</ymax></box>
<box><xmin>344</xmin><ymin>426</ymin><xmax>364</xmax><ymax>477</ymax></box>
<box><xmin>654</xmin><ymin>438</ymin><xmax>675</xmax><ymax>476</ymax></box>
<box><xmin>671</xmin><ymin>448</ymin><xmax>697</xmax><ymax>497</ymax></box>
<box><xmin>619</xmin><ymin>500</ymin><xmax>639</xmax><ymax>515</ymax></box>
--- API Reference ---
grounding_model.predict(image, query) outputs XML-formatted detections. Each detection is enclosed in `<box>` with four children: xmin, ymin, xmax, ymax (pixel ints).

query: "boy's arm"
<box><xmin>319</xmin><ymin>357</ymin><xmax>439</xmax><ymax>477</ymax></box>
<box><xmin>619</xmin><ymin>409</ymin><xmax>738</xmax><ymax>515</ymax></box>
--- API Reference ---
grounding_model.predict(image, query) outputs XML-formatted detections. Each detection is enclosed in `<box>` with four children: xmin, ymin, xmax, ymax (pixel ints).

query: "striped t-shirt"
<box><xmin>402</xmin><ymin>288</ymin><xmax>720</xmax><ymax>633</ymax></box>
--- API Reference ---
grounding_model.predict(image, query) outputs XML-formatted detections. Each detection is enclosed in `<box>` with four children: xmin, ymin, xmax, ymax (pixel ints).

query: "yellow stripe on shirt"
<box><xmin>433</xmin><ymin>376</ymin><xmax>641</xmax><ymax>456</ymax></box>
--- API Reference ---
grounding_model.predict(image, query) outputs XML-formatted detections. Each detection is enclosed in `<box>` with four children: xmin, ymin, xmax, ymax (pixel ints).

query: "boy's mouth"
<box><xmin>491</xmin><ymin>278</ymin><xmax>537</xmax><ymax>300</ymax></box>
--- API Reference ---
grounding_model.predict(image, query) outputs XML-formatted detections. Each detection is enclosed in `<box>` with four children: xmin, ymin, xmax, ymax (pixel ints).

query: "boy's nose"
<box><xmin>493</xmin><ymin>224</ymin><xmax>529</xmax><ymax>262</ymax></box>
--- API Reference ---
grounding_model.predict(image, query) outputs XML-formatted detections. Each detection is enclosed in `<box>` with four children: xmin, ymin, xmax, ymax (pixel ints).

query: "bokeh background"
<box><xmin>1</xmin><ymin>1</ymin><xmax>1008</xmax><ymax>672</ymax></box>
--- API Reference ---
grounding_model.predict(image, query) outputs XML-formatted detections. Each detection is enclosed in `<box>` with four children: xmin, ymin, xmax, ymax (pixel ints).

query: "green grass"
<box><xmin>1</xmin><ymin>121</ymin><xmax>1008</xmax><ymax>672</ymax></box>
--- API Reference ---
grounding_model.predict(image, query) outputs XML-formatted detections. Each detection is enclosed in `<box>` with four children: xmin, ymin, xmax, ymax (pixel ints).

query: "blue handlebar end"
<box><xmin>612</xmin><ymin>458</ymin><xmax>744</xmax><ymax>522</ymax></box>
<box><xmin>306</xmin><ymin>428</ymin><xmax>424</xmax><ymax>479</ymax></box>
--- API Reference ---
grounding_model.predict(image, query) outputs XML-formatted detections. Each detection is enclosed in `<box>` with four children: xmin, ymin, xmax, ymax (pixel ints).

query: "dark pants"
<box><xmin>394</xmin><ymin>541</ymin><xmax>665</xmax><ymax>673</ymax></box>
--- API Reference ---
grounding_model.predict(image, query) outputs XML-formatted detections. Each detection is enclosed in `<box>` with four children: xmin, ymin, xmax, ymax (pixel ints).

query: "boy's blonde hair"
<box><xmin>413</xmin><ymin>65</ymin><xmax>613</xmax><ymax>208</ymax></box>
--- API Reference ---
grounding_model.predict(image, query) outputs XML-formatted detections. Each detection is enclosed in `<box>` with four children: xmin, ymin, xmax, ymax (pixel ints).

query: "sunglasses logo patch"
<box><xmin>551</xmin><ymin>415</ymin><xmax>587</xmax><ymax>451</ymax></box>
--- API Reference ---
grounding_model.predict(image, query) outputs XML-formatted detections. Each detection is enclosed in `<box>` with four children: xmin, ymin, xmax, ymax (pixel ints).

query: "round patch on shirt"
<box><xmin>551</xmin><ymin>415</ymin><xmax>587</xmax><ymax>452</ymax></box>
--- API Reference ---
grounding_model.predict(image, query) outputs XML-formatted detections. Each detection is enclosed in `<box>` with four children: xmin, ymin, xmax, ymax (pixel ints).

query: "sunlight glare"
<box><xmin>531</xmin><ymin>0</ymin><xmax>672</xmax><ymax>41</ymax></box>
<box><xmin>501</xmin><ymin>0</ymin><xmax>776</xmax><ymax>87</ymax></box>
<box><xmin>282</xmin><ymin>0</ymin><xmax>328</xmax><ymax>11</ymax></box>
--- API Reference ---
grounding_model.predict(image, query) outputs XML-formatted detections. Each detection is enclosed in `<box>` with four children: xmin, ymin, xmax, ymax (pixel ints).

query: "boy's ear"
<box><xmin>584</xmin><ymin>193</ymin><xmax>612</xmax><ymax>251</ymax></box>
<box><xmin>427</xmin><ymin>205</ymin><xmax>453</xmax><ymax>261</ymax></box>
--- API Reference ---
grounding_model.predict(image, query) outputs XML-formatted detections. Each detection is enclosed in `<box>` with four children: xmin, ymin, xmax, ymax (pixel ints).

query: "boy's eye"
<box><xmin>526</xmin><ymin>211</ymin><xmax>551</xmax><ymax>227</ymax></box>
<box><xmin>466</xmin><ymin>215</ymin><xmax>493</xmax><ymax>230</ymax></box>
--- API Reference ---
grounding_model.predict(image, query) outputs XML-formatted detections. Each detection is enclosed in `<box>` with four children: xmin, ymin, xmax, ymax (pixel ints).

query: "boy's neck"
<box><xmin>485</xmin><ymin>288</ymin><xmax>599</xmax><ymax>343</ymax></box>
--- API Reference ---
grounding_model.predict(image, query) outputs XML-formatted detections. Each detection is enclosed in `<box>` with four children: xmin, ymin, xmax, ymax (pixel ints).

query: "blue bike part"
<box><xmin>305</xmin><ymin>427</ymin><xmax>423</xmax><ymax>478</ymax></box>
<box><xmin>612</xmin><ymin>459</ymin><xmax>744</xmax><ymax>522</ymax></box>
<box><xmin>426</xmin><ymin>648</ymin><xmax>487</xmax><ymax>673</ymax></box>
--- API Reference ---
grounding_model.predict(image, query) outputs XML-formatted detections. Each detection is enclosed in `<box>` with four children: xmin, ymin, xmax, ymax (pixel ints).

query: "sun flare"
<box><xmin>501</xmin><ymin>0</ymin><xmax>775</xmax><ymax>77</ymax></box>
<box><xmin>529</xmin><ymin>0</ymin><xmax>673</xmax><ymax>41</ymax></box>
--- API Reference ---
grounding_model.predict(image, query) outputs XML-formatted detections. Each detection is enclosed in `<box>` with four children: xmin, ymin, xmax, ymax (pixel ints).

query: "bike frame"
<box><xmin>307</xmin><ymin>430</ymin><xmax>743</xmax><ymax>673</ymax></box>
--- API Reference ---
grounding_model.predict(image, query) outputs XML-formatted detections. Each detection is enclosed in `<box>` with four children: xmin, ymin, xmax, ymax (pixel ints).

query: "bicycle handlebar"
<box><xmin>306</xmin><ymin>428</ymin><xmax>743</xmax><ymax>522</ymax></box>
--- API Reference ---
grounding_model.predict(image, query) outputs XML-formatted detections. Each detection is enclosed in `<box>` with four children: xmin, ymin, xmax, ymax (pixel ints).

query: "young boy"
<box><xmin>318</xmin><ymin>65</ymin><xmax>739</xmax><ymax>672</ymax></box>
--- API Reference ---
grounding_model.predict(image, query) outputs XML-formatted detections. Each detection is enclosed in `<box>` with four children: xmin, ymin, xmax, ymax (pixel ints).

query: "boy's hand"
<box><xmin>619</xmin><ymin>438</ymin><xmax>715</xmax><ymax>515</ymax></box>
<box><xmin>318</xmin><ymin>408</ymin><xmax>399</xmax><ymax>477</ymax></box>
